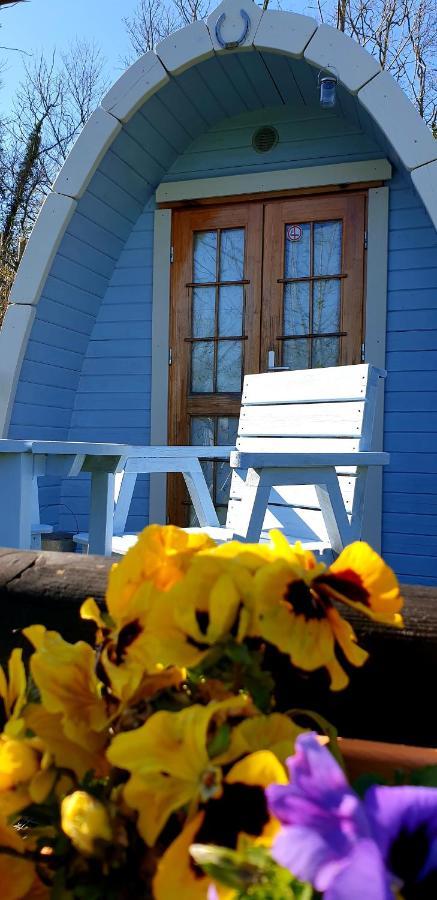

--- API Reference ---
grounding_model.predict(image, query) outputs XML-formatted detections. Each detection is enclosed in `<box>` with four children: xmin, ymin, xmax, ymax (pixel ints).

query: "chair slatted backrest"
<box><xmin>226</xmin><ymin>364</ymin><xmax>385</xmax><ymax>545</ymax></box>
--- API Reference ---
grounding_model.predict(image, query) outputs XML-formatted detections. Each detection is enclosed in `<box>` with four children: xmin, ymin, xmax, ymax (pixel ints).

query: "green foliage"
<box><xmin>191</xmin><ymin>843</ymin><xmax>315</xmax><ymax>899</ymax></box>
<box><xmin>191</xmin><ymin>638</ymin><xmax>276</xmax><ymax>713</ymax></box>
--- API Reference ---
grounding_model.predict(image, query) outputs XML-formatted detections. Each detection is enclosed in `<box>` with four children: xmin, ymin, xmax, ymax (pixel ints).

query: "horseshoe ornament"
<box><xmin>215</xmin><ymin>9</ymin><xmax>251</xmax><ymax>49</ymax></box>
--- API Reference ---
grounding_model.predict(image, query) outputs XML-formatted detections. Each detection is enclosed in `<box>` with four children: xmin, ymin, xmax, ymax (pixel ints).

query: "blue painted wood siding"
<box><xmin>59</xmin><ymin>199</ymin><xmax>155</xmax><ymax>534</ymax></box>
<box><xmin>164</xmin><ymin>102</ymin><xmax>382</xmax><ymax>181</ymax></box>
<box><xmin>383</xmin><ymin>171</ymin><xmax>437</xmax><ymax>585</ymax></box>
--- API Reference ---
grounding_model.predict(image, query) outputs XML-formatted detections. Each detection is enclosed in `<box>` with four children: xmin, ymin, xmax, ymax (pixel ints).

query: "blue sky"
<box><xmin>0</xmin><ymin>0</ymin><xmax>141</xmax><ymax>113</ymax></box>
<box><xmin>0</xmin><ymin>0</ymin><xmax>318</xmax><ymax>115</ymax></box>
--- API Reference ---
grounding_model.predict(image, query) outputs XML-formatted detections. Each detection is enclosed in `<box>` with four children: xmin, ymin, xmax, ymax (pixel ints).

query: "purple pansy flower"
<box><xmin>266</xmin><ymin>732</ymin><xmax>437</xmax><ymax>899</ymax></box>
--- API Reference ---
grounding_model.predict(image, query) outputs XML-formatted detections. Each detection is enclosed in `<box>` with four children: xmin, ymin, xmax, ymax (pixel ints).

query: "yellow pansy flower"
<box><xmin>23</xmin><ymin>626</ymin><xmax>109</xmax><ymax>752</ymax></box>
<box><xmin>0</xmin><ymin>649</ymin><xmax>27</xmax><ymax>738</ymax></box>
<box><xmin>0</xmin><ymin>727</ymin><xmax>56</xmax><ymax>819</ymax></box>
<box><xmin>153</xmin><ymin>749</ymin><xmax>287</xmax><ymax>900</ymax></box>
<box><xmin>107</xmin><ymin>697</ymin><xmax>253</xmax><ymax>845</ymax></box>
<box><xmin>252</xmin><ymin>533</ymin><xmax>403</xmax><ymax>690</ymax></box>
<box><xmin>82</xmin><ymin>587</ymin><xmax>189</xmax><ymax>702</ymax></box>
<box><xmin>215</xmin><ymin>713</ymin><xmax>302</xmax><ymax>766</ymax></box>
<box><xmin>61</xmin><ymin>790</ymin><xmax>112</xmax><ymax>856</ymax></box>
<box><xmin>24</xmin><ymin>704</ymin><xmax>108</xmax><ymax>780</ymax></box>
<box><xmin>106</xmin><ymin>524</ymin><xmax>216</xmax><ymax>618</ymax></box>
<box><xmin>167</xmin><ymin>554</ymin><xmax>256</xmax><ymax>660</ymax></box>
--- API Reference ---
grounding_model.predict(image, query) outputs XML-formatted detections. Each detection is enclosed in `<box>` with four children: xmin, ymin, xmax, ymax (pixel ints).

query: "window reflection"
<box><xmin>190</xmin><ymin>228</ymin><xmax>246</xmax><ymax>393</ymax></box>
<box><xmin>193</xmin><ymin>231</ymin><xmax>217</xmax><ymax>282</ymax></box>
<box><xmin>282</xmin><ymin>219</ymin><xmax>343</xmax><ymax>369</ymax></box>
<box><xmin>189</xmin><ymin>416</ymin><xmax>238</xmax><ymax>524</ymax></box>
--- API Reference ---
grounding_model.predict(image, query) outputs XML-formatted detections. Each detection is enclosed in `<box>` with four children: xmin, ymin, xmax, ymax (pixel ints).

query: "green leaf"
<box><xmin>353</xmin><ymin>772</ymin><xmax>387</xmax><ymax>797</ymax></box>
<box><xmin>411</xmin><ymin>765</ymin><xmax>437</xmax><ymax>787</ymax></box>
<box><xmin>190</xmin><ymin>843</ymin><xmax>314</xmax><ymax>899</ymax></box>
<box><xmin>208</xmin><ymin>723</ymin><xmax>231</xmax><ymax>758</ymax></box>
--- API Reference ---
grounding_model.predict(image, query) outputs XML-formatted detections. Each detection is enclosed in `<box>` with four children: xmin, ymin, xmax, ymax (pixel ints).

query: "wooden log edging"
<box><xmin>0</xmin><ymin>548</ymin><xmax>436</xmax><ymax>747</ymax></box>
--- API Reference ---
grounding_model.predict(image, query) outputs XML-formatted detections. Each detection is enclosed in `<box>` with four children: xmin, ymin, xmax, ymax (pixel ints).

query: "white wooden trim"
<box><xmin>156</xmin><ymin>159</ymin><xmax>392</xmax><ymax>204</ymax></box>
<box><xmin>53</xmin><ymin>108</ymin><xmax>121</xmax><ymax>200</ymax></box>
<box><xmin>9</xmin><ymin>193</ymin><xmax>76</xmax><ymax>305</ymax></box>
<box><xmin>361</xmin><ymin>186</ymin><xmax>389</xmax><ymax>552</ymax></box>
<box><xmin>253</xmin><ymin>9</ymin><xmax>317</xmax><ymax>58</ymax></box>
<box><xmin>411</xmin><ymin>161</ymin><xmax>437</xmax><ymax>232</ymax></box>
<box><xmin>149</xmin><ymin>208</ymin><xmax>172</xmax><ymax>525</ymax></box>
<box><xmin>359</xmin><ymin>72</ymin><xmax>437</xmax><ymax>172</ymax></box>
<box><xmin>157</xmin><ymin>21</ymin><xmax>214</xmax><ymax>75</ymax></box>
<box><xmin>304</xmin><ymin>23</ymin><xmax>380</xmax><ymax>94</ymax></box>
<box><xmin>0</xmin><ymin>305</ymin><xmax>35</xmax><ymax>437</ymax></box>
<box><xmin>101</xmin><ymin>52</ymin><xmax>169</xmax><ymax>124</ymax></box>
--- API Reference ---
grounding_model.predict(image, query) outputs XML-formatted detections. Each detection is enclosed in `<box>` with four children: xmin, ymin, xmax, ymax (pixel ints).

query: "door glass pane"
<box><xmin>284</xmin><ymin>222</ymin><xmax>310</xmax><ymax>278</ymax></box>
<box><xmin>218</xmin><ymin>285</ymin><xmax>244</xmax><ymax>336</ymax></box>
<box><xmin>192</xmin><ymin>286</ymin><xmax>216</xmax><ymax>338</ymax></box>
<box><xmin>283</xmin><ymin>282</ymin><xmax>310</xmax><ymax>335</ymax></box>
<box><xmin>313</xmin><ymin>279</ymin><xmax>341</xmax><ymax>334</ymax></box>
<box><xmin>282</xmin><ymin>338</ymin><xmax>309</xmax><ymax>370</ymax></box>
<box><xmin>189</xmin><ymin>417</ymin><xmax>238</xmax><ymax>525</ymax></box>
<box><xmin>217</xmin><ymin>416</ymin><xmax>238</xmax><ymax>446</ymax></box>
<box><xmin>189</xmin><ymin>418</ymin><xmax>214</xmax><ymax>526</ymax></box>
<box><xmin>191</xmin><ymin>416</ymin><xmax>214</xmax><ymax>446</ymax></box>
<box><xmin>217</xmin><ymin>341</ymin><xmax>242</xmax><ymax>392</ymax></box>
<box><xmin>219</xmin><ymin>228</ymin><xmax>244</xmax><ymax>281</ymax></box>
<box><xmin>193</xmin><ymin>231</ymin><xmax>217</xmax><ymax>282</ymax></box>
<box><xmin>215</xmin><ymin>417</ymin><xmax>238</xmax><ymax>506</ymax></box>
<box><xmin>313</xmin><ymin>337</ymin><xmax>340</xmax><ymax>368</ymax></box>
<box><xmin>313</xmin><ymin>221</ymin><xmax>342</xmax><ymax>276</ymax></box>
<box><xmin>191</xmin><ymin>342</ymin><xmax>214</xmax><ymax>392</ymax></box>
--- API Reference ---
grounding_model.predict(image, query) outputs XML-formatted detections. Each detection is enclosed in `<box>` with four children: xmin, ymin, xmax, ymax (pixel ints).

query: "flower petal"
<box><xmin>324</xmin><ymin>838</ymin><xmax>392</xmax><ymax>900</ymax></box>
<box><xmin>365</xmin><ymin>784</ymin><xmax>437</xmax><ymax>873</ymax></box>
<box><xmin>217</xmin><ymin>714</ymin><xmax>301</xmax><ymax>766</ymax></box>
<box><xmin>324</xmin><ymin>542</ymin><xmax>403</xmax><ymax>626</ymax></box>
<box><xmin>154</xmin><ymin>813</ymin><xmax>214</xmax><ymax>900</ymax></box>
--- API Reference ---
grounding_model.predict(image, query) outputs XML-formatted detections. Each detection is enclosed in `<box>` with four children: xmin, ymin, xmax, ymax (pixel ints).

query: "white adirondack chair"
<box><xmin>190</xmin><ymin>363</ymin><xmax>388</xmax><ymax>558</ymax></box>
<box><xmin>107</xmin><ymin>364</ymin><xmax>388</xmax><ymax>559</ymax></box>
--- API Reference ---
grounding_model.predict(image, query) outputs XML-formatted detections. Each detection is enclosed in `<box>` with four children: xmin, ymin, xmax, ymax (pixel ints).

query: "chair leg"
<box><xmin>89</xmin><ymin>472</ymin><xmax>115</xmax><ymax>556</ymax></box>
<box><xmin>113</xmin><ymin>473</ymin><xmax>137</xmax><ymax>535</ymax></box>
<box><xmin>315</xmin><ymin>471</ymin><xmax>352</xmax><ymax>555</ymax></box>
<box><xmin>238</xmin><ymin>468</ymin><xmax>273</xmax><ymax>543</ymax></box>
<box><xmin>182</xmin><ymin>460</ymin><xmax>220</xmax><ymax>527</ymax></box>
<box><xmin>0</xmin><ymin>453</ymin><xmax>33</xmax><ymax>549</ymax></box>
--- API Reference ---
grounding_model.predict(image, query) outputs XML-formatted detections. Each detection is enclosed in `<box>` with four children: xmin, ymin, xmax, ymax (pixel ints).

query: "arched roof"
<box><xmin>1</xmin><ymin>0</ymin><xmax>436</xmax><ymax>434</ymax></box>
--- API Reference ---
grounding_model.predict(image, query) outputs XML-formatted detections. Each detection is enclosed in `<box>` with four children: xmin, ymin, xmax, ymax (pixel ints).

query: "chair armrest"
<box><xmin>187</xmin><ymin>446</ymin><xmax>233</xmax><ymax>460</ymax></box>
<box><xmin>230</xmin><ymin>451</ymin><xmax>389</xmax><ymax>469</ymax></box>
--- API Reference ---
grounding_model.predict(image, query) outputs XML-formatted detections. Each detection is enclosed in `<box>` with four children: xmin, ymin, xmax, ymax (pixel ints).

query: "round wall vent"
<box><xmin>252</xmin><ymin>125</ymin><xmax>279</xmax><ymax>153</ymax></box>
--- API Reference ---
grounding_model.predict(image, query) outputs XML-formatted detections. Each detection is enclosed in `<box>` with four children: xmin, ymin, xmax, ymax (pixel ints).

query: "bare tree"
<box><xmin>124</xmin><ymin>0</ymin><xmax>211</xmax><ymax>56</ymax></box>
<box><xmin>331</xmin><ymin>0</ymin><xmax>436</xmax><ymax>128</ymax></box>
<box><xmin>0</xmin><ymin>0</ymin><xmax>27</xmax><ymax>323</ymax></box>
<box><xmin>173</xmin><ymin>0</ymin><xmax>211</xmax><ymax>24</ymax></box>
<box><xmin>0</xmin><ymin>38</ymin><xmax>108</xmax><ymax>322</ymax></box>
<box><xmin>123</xmin><ymin>0</ymin><xmax>177</xmax><ymax>56</ymax></box>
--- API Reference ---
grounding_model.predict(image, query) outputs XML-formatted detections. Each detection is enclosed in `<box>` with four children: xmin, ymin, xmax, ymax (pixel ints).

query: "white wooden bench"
<box><xmin>0</xmin><ymin>442</ymin><xmax>230</xmax><ymax>556</ymax></box>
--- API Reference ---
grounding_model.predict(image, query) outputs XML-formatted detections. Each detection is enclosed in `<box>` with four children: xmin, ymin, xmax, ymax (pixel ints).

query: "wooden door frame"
<box><xmin>149</xmin><ymin>186</ymin><xmax>388</xmax><ymax>549</ymax></box>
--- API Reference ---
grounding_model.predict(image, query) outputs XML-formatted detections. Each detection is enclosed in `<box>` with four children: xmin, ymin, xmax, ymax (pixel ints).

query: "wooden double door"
<box><xmin>168</xmin><ymin>192</ymin><xmax>366</xmax><ymax>525</ymax></box>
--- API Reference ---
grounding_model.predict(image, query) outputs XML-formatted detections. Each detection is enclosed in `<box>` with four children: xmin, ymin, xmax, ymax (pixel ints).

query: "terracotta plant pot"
<box><xmin>339</xmin><ymin>737</ymin><xmax>437</xmax><ymax>782</ymax></box>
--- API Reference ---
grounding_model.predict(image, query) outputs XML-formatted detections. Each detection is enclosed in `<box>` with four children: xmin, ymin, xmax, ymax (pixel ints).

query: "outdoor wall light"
<box><xmin>318</xmin><ymin>70</ymin><xmax>338</xmax><ymax>108</ymax></box>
